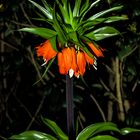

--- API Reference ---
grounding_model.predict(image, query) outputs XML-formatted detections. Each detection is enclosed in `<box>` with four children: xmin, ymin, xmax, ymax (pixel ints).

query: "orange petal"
<box><xmin>76</xmin><ymin>51</ymin><xmax>86</xmax><ymax>76</ymax></box>
<box><xmin>84</xmin><ymin>52</ymin><xmax>94</xmax><ymax>65</ymax></box>
<box><xmin>36</xmin><ymin>40</ymin><xmax>57</xmax><ymax>63</ymax></box>
<box><xmin>36</xmin><ymin>44</ymin><xmax>47</xmax><ymax>57</ymax></box>
<box><xmin>44</xmin><ymin>40</ymin><xmax>57</xmax><ymax>60</ymax></box>
<box><xmin>57</xmin><ymin>52</ymin><xmax>67</xmax><ymax>75</ymax></box>
<box><xmin>62</xmin><ymin>47</ymin><xmax>72</xmax><ymax>73</ymax></box>
<box><xmin>70</xmin><ymin>47</ymin><xmax>78</xmax><ymax>73</ymax></box>
<box><xmin>88</xmin><ymin>43</ymin><xmax>104</xmax><ymax>57</ymax></box>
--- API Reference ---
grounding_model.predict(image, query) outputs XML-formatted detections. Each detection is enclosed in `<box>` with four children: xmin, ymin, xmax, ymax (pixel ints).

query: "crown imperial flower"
<box><xmin>36</xmin><ymin>40</ymin><xmax>57</xmax><ymax>65</ymax></box>
<box><xmin>21</xmin><ymin>0</ymin><xmax>126</xmax><ymax>78</ymax></box>
<box><xmin>76</xmin><ymin>51</ymin><xmax>86</xmax><ymax>77</ymax></box>
<box><xmin>36</xmin><ymin>40</ymin><xmax>103</xmax><ymax>78</ymax></box>
<box><xmin>88</xmin><ymin>43</ymin><xmax>104</xmax><ymax>57</ymax></box>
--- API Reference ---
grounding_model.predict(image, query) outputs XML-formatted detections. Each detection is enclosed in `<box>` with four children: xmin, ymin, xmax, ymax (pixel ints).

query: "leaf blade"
<box><xmin>88</xmin><ymin>6</ymin><xmax>123</xmax><ymax>21</ymax></box>
<box><xmin>85</xmin><ymin>26</ymin><xmax>121</xmax><ymax>41</ymax></box>
<box><xmin>42</xmin><ymin>117</ymin><xmax>68</xmax><ymax>140</ymax></box>
<box><xmin>121</xmin><ymin>127</ymin><xmax>140</xmax><ymax>135</ymax></box>
<box><xmin>76</xmin><ymin>122</ymin><xmax>119</xmax><ymax>140</ymax></box>
<box><xmin>19</xmin><ymin>27</ymin><xmax>57</xmax><ymax>39</ymax></box>
<box><xmin>28</xmin><ymin>0</ymin><xmax>53</xmax><ymax>19</ymax></box>
<box><xmin>52</xmin><ymin>4</ymin><xmax>67</xmax><ymax>45</ymax></box>
<box><xmin>9</xmin><ymin>130</ymin><xmax>57</xmax><ymax>140</ymax></box>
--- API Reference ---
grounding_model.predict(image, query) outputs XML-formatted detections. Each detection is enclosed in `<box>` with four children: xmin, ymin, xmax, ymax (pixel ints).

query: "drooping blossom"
<box><xmin>36</xmin><ymin>40</ymin><xmax>57</xmax><ymax>65</ymax></box>
<box><xmin>75</xmin><ymin>51</ymin><xmax>86</xmax><ymax>77</ymax></box>
<box><xmin>36</xmin><ymin>40</ymin><xmax>104</xmax><ymax>78</ymax></box>
<box><xmin>88</xmin><ymin>43</ymin><xmax>104</xmax><ymax>57</ymax></box>
<box><xmin>57</xmin><ymin>47</ymin><xmax>78</xmax><ymax>78</ymax></box>
<box><xmin>57</xmin><ymin>52</ymin><xmax>66</xmax><ymax>75</ymax></box>
<box><xmin>62</xmin><ymin>47</ymin><xmax>73</xmax><ymax>74</ymax></box>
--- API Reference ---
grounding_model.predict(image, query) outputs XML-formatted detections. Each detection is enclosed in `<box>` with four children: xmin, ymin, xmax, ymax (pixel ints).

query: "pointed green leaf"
<box><xmin>81</xmin><ymin>15</ymin><xmax>127</xmax><ymax>29</ymax></box>
<box><xmin>9</xmin><ymin>131</ymin><xmax>57</xmax><ymax>140</ymax></box>
<box><xmin>83</xmin><ymin>18</ymin><xmax>105</xmax><ymax>27</ymax></box>
<box><xmin>89</xmin><ymin>135</ymin><xmax>118</xmax><ymax>140</ymax></box>
<box><xmin>93</xmin><ymin>125</ymin><xmax>121</xmax><ymax>136</ymax></box>
<box><xmin>80</xmin><ymin>0</ymin><xmax>89</xmax><ymax>16</ymax></box>
<box><xmin>88</xmin><ymin>6</ymin><xmax>123</xmax><ymax>20</ymax></box>
<box><xmin>104</xmin><ymin>15</ymin><xmax>128</xmax><ymax>23</ymax></box>
<box><xmin>33</xmin><ymin>10</ymin><xmax>53</xmax><ymax>25</ymax></box>
<box><xmin>19</xmin><ymin>28</ymin><xmax>57</xmax><ymax>39</ymax></box>
<box><xmin>28</xmin><ymin>0</ymin><xmax>52</xmax><ymax>19</ymax></box>
<box><xmin>76</xmin><ymin>122</ymin><xmax>119</xmax><ymax>140</ymax></box>
<box><xmin>42</xmin><ymin>117</ymin><xmax>68</xmax><ymax>140</ymax></box>
<box><xmin>77</xmin><ymin>19</ymin><xmax>103</xmax><ymax>35</ymax></box>
<box><xmin>85</xmin><ymin>26</ymin><xmax>120</xmax><ymax>41</ymax></box>
<box><xmin>53</xmin><ymin>4</ymin><xmax>67</xmax><ymax>45</ymax></box>
<box><xmin>121</xmin><ymin>127</ymin><xmax>140</xmax><ymax>135</ymax></box>
<box><xmin>80</xmin><ymin>0</ymin><xmax>101</xmax><ymax>21</ymax></box>
<box><xmin>56</xmin><ymin>0</ymin><xmax>70</xmax><ymax>24</ymax></box>
<box><xmin>41</xmin><ymin>0</ymin><xmax>52</xmax><ymax>14</ymax></box>
<box><xmin>68</xmin><ymin>3</ymin><xmax>73</xmax><ymax>26</ymax></box>
<box><xmin>73</xmin><ymin>0</ymin><xmax>81</xmax><ymax>17</ymax></box>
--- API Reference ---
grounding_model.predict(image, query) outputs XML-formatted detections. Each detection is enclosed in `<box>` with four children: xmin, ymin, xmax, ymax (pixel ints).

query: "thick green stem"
<box><xmin>66</xmin><ymin>74</ymin><xmax>75</xmax><ymax>140</ymax></box>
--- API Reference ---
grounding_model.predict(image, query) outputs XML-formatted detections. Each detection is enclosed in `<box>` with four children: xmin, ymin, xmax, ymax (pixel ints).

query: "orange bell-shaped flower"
<box><xmin>36</xmin><ymin>40</ymin><xmax>57</xmax><ymax>63</ymax></box>
<box><xmin>75</xmin><ymin>51</ymin><xmax>86</xmax><ymax>77</ymax></box>
<box><xmin>62</xmin><ymin>47</ymin><xmax>72</xmax><ymax>74</ymax></box>
<box><xmin>58</xmin><ymin>47</ymin><xmax>79</xmax><ymax>78</ymax></box>
<box><xmin>88</xmin><ymin>43</ymin><xmax>104</xmax><ymax>57</ymax></box>
<box><xmin>57</xmin><ymin>52</ymin><xmax>67</xmax><ymax>75</ymax></box>
<box><xmin>70</xmin><ymin>47</ymin><xmax>78</xmax><ymax>74</ymax></box>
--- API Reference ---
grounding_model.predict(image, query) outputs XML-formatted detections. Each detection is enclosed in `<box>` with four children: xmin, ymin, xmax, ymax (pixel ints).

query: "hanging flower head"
<box><xmin>36</xmin><ymin>40</ymin><xmax>104</xmax><ymax>78</ymax></box>
<box><xmin>20</xmin><ymin>0</ymin><xmax>127</xmax><ymax>78</ymax></box>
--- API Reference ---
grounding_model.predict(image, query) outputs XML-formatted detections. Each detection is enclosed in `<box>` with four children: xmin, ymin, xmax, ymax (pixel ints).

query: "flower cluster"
<box><xmin>36</xmin><ymin>40</ymin><xmax>104</xmax><ymax>78</ymax></box>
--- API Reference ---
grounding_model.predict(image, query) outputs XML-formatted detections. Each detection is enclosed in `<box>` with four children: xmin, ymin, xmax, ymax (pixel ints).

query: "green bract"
<box><xmin>19</xmin><ymin>0</ymin><xmax>127</xmax><ymax>57</ymax></box>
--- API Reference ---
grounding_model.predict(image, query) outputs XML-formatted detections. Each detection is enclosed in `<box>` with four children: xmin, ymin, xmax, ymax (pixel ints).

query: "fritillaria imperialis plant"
<box><xmin>10</xmin><ymin>0</ymin><xmax>128</xmax><ymax>139</ymax></box>
<box><xmin>20</xmin><ymin>0</ymin><xmax>127</xmax><ymax>78</ymax></box>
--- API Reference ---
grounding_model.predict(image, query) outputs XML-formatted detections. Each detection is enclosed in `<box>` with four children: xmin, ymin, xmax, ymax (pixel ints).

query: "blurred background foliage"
<box><xmin>0</xmin><ymin>0</ymin><xmax>140</xmax><ymax>138</ymax></box>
